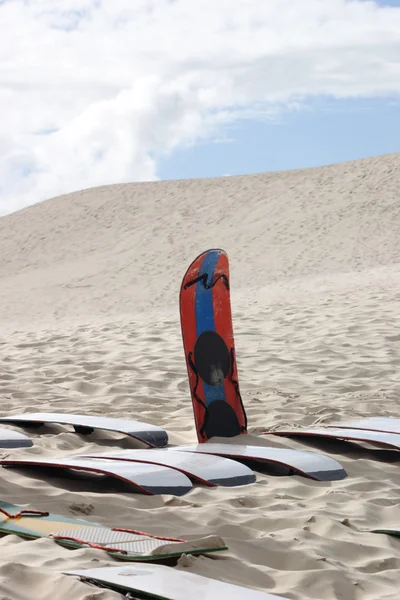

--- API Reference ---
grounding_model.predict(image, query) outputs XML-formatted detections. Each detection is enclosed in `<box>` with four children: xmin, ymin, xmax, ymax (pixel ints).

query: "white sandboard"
<box><xmin>81</xmin><ymin>448</ymin><xmax>256</xmax><ymax>487</ymax></box>
<box><xmin>0</xmin><ymin>412</ymin><xmax>167</xmax><ymax>447</ymax></box>
<box><xmin>0</xmin><ymin>456</ymin><xmax>192</xmax><ymax>496</ymax></box>
<box><xmin>327</xmin><ymin>417</ymin><xmax>400</xmax><ymax>435</ymax></box>
<box><xmin>64</xmin><ymin>564</ymin><xmax>289</xmax><ymax>600</ymax></box>
<box><xmin>267</xmin><ymin>427</ymin><xmax>400</xmax><ymax>451</ymax></box>
<box><xmin>0</xmin><ymin>427</ymin><xmax>33</xmax><ymax>448</ymax></box>
<box><xmin>169</xmin><ymin>443</ymin><xmax>347</xmax><ymax>481</ymax></box>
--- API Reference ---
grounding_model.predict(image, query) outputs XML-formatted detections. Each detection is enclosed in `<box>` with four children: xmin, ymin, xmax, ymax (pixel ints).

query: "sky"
<box><xmin>1</xmin><ymin>0</ymin><xmax>400</xmax><ymax>216</ymax></box>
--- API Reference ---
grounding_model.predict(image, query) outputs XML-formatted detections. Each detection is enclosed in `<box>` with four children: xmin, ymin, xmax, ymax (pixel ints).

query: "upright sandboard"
<box><xmin>180</xmin><ymin>249</ymin><xmax>247</xmax><ymax>442</ymax></box>
<box><xmin>0</xmin><ymin>427</ymin><xmax>32</xmax><ymax>448</ymax></box>
<box><xmin>170</xmin><ymin>444</ymin><xmax>347</xmax><ymax>481</ymax></box>
<box><xmin>0</xmin><ymin>412</ymin><xmax>168</xmax><ymax>447</ymax></box>
<box><xmin>265</xmin><ymin>427</ymin><xmax>400</xmax><ymax>451</ymax></box>
<box><xmin>64</xmin><ymin>564</ymin><xmax>289</xmax><ymax>600</ymax></box>
<box><xmin>81</xmin><ymin>448</ymin><xmax>256</xmax><ymax>487</ymax></box>
<box><xmin>0</xmin><ymin>456</ymin><xmax>192</xmax><ymax>496</ymax></box>
<box><xmin>179</xmin><ymin>249</ymin><xmax>347</xmax><ymax>481</ymax></box>
<box><xmin>0</xmin><ymin>501</ymin><xmax>227</xmax><ymax>560</ymax></box>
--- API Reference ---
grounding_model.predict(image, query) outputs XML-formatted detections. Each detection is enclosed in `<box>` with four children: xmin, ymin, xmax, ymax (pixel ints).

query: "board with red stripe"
<box><xmin>180</xmin><ymin>249</ymin><xmax>247</xmax><ymax>442</ymax></box>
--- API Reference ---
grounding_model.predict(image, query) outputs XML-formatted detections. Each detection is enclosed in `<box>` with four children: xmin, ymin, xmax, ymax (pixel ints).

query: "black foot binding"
<box><xmin>204</xmin><ymin>401</ymin><xmax>241</xmax><ymax>439</ymax></box>
<box><xmin>194</xmin><ymin>331</ymin><xmax>230</xmax><ymax>386</ymax></box>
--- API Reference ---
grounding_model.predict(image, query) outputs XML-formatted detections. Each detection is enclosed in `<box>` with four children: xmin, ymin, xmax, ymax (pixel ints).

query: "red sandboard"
<box><xmin>180</xmin><ymin>249</ymin><xmax>247</xmax><ymax>442</ymax></box>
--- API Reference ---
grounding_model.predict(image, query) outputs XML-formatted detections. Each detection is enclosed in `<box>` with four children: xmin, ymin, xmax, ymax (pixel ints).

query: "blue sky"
<box><xmin>1</xmin><ymin>0</ymin><xmax>400</xmax><ymax>214</ymax></box>
<box><xmin>374</xmin><ymin>1</ymin><xmax>400</xmax><ymax>6</ymax></box>
<box><xmin>158</xmin><ymin>97</ymin><xmax>400</xmax><ymax>179</ymax></box>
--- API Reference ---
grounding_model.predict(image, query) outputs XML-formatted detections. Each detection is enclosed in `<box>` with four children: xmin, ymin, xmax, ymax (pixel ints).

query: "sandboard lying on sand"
<box><xmin>370</xmin><ymin>526</ymin><xmax>400</xmax><ymax>537</ymax></box>
<box><xmin>0</xmin><ymin>427</ymin><xmax>32</xmax><ymax>448</ymax></box>
<box><xmin>81</xmin><ymin>449</ymin><xmax>256</xmax><ymax>487</ymax></box>
<box><xmin>327</xmin><ymin>417</ymin><xmax>400</xmax><ymax>435</ymax></box>
<box><xmin>0</xmin><ymin>501</ymin><xmax>227</xmax><ymax>560</ymax></box>
<box><xmin>63</xmin><ymin>564</ymin><xmax>289</xmax><ymax>599</ymax></box>
<box><xmin>170</xmin><ymin>443</ymin><xmax>347</xmax><ymax>481</ymax></box>
<box><xmin>0</xmin><ymin>456</ymin><xmax>193</xmax><ymax>496</ymax></box>
<box><xmin>180</xmin><ymin>249</ymin><xmax>247</xmax><ymax>442</ymax></box>
<box><xmin>265</xmin><ymin>427</ymin><xmax>400</xmax><ymax>451</ymax></box>
<box><xmin>0</xmin><ymin>412</ymin><xmax>168</xmax><ymax>448</ymax></box>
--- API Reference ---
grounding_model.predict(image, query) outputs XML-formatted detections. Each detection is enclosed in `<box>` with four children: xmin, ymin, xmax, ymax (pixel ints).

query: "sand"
<box><xmin>1</xmin><ymin>152</ymin><xmax>400</xmax><ymax>599</ymax></box>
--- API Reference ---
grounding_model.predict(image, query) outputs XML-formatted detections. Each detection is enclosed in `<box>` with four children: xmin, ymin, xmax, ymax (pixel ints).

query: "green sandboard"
<box><xmin>371</xmin><ymin>526</ymin><xmax>400</xmax><ymax>537</ymax></box>
<box><xmin>0</xmin><ymin>501</ymin><xmax>227</xmax><ymax>561</ymax></box>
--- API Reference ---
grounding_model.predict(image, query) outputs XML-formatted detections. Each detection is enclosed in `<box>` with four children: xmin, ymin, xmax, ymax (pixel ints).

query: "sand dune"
<box><xmin>1</xmin><ymin>153</ymin><xmax>400</xmax><ymax>599</ymax></box>
<box><xmin>1</xmin><ymin>152</ymin><xmax>400</xmax><ymax>330</ymax></box>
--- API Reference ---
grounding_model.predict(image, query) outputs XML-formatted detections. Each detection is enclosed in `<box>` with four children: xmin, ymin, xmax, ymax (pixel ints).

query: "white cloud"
<box><xmin>1</xmin><ymin>0</ymin><xmax>400</xmax><ymax>214</ymax></box>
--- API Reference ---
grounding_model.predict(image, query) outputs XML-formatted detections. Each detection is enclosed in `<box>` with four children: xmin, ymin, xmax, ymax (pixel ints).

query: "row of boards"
<box><xmin>3</xmin><ymin>412</ymin><xmax>400</xmax><ymax>452</ymax></box>
<box><xmin>3</xmin><ymin>418</ymin><xmax>400</xmax><ymax>498</ymax></box>
<box><xmin>3</xmin><ymin>412</ymin><xmax>400</xmax><ymax>496</ymax></box>
<box><xmin>0</xmin><ymin>442</ymin><xmax>347</xmax><ymax>497</ymax></box>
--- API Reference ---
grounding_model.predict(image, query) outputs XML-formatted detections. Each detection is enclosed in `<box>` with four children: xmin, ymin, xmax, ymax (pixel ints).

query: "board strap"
<box><xmin>49</xmin><ymin>533</ymin><xmax>129</xmax><ymax>554</ymax></box>
<box><xmin>187</xmin><ymin>347</ymin><xmax>247</xmax><ymax>439</ymax></box>
<box><xmin>0</xmin><ymin>507</ymin><xmax>49</xmax><ymax>519</ymax></box>
<box><xmin>112</xmin><ymin>527</ymin><xmax>185</xmax><ymax>542</ymax></box>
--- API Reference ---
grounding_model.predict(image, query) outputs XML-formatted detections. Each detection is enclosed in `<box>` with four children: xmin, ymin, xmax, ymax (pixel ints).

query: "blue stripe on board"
<box><xmin>195</xmin><ymin>250</ymin><xmax>227</xmax><ymax>407</ymax></box>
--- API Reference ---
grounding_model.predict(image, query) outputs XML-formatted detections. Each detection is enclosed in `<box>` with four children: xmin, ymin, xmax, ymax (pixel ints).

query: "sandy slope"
<box><xmin>1</xmin><ymin>153</ymin><xmax>400</xmax><ymax>600</ymax></box>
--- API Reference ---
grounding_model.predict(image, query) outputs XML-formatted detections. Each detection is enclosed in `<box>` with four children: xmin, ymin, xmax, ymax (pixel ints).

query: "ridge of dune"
<box><xmin>1</xmin><ymin>152</ymin><xmax>400</xmax><ymax>600</ymax></box>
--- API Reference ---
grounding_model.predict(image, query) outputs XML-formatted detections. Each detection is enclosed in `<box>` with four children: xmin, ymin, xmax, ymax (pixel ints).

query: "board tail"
<box><xmin>180</xmin><ymin>249</ymin><xmax>247</xmax><ymax>442</ymax></box>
